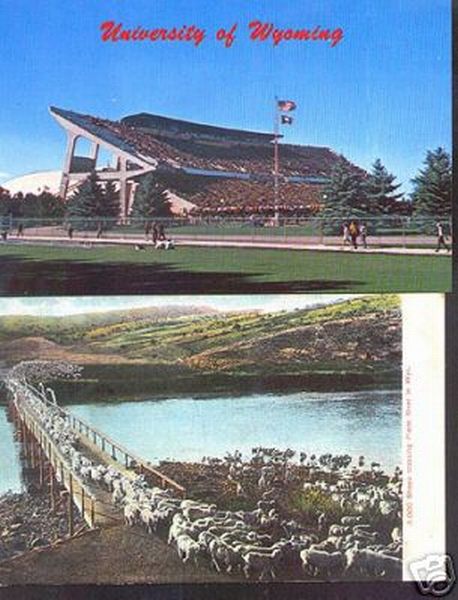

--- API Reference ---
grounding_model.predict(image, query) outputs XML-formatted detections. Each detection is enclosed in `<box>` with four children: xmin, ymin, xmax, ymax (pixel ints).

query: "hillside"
<box><xmin>0</xmin><ymin>296</ymin><xmax>401</xmax><ymax>399</ymax></box>
<box><xmin>0</xmin><ymin>305</ymin><xmax>219</xmax><ymax>344</ymax></box>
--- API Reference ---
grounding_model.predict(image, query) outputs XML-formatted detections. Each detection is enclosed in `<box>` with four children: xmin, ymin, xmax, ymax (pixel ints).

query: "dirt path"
<box><xmin>0</xmin><ymin>523</ymin><xmax>236</xmax><ymax>585</ymax></box>
<box><xmin>11</xmin><ymin>232</ymin><xmax>446</xmax><ymax>256</ymax></box>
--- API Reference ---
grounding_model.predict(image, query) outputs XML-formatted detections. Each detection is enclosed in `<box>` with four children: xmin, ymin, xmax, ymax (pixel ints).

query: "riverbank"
<box><xmin>0</xmin><ymin>295</ymin><xmax>402</xmax><ymax>404</ymax></box>
<box><xmin>0</xmin><ymin>489</ymin><xmax>86</xmax><ymax>564</ymax></box>
<box><xmin>43</xmin><ymin>362</ymin><xmax>401</xmax><ymax>404</ymax></box>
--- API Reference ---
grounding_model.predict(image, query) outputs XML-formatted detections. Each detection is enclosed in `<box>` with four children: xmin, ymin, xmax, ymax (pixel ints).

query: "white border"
<box><xmin>402</xmin><ymin>294</ymin><xmax>446</xmax><ymax>580</ymax></box>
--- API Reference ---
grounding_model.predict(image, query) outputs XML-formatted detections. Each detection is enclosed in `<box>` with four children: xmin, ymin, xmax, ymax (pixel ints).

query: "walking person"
<box><xmin>67</xmin><ymin>224</ymin><xmax>74</xmax><ymax>240</ymax></box>
<box><xmin>152</xmin><ymin>222</ymin><xmax>159</xmax><ymax>245</ymax></box>
<box><xmin>359</xmin><ymin>223</ymin><xmax>368</xmax><ymax>249</ymax></box>
<box><xmin>349</xmin><ymin>221</ymin><xmax>359</xmax><ymax>250</ymax></box>
<box><xmin>16</xmin><ymin>222</ymin><xmax>24</xmax><ymax>238</ymax></box>
<box><xmin>96</xmin><ymin>221</ymin><xmax>103</xmax><ymax>239</ymax></box>
<box><xmin>342</xmin><ymin>222</ymin><xmax>351</xmax><ymax>247</ymax></box>
<box><xmin>435</xmin><ymin>221</ymin><xmax>450</xmax><ymax>252</ymax></box>
<box><xmin>158</xmin><ymin>222</ymin><xmax>166</xmax><ymax>241</ymax></box>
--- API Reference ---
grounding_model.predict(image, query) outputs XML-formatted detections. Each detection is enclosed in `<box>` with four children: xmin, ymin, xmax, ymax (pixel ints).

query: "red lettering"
<box><xmin>100</xmin><ymin>21</ymin><xmax>118</xmax><ymax>42</ymax></box>
<box><xmin>249</xmin><ymin>21</ymin><xmax>273</xmax><ymax>41</ymax></box>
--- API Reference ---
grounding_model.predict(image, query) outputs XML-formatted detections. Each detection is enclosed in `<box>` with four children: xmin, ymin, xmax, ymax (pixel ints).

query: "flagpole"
<box><xmin>273</xmin><ymin>97</ymin><xmax>280</xmax><ymax>226</ymax></box>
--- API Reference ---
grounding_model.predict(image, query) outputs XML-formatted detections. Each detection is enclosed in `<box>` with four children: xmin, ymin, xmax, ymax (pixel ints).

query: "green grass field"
<box><xmin>0</xmin><ymin>242</ymin><xmax>451</xmax><ymax>294</ymax></box>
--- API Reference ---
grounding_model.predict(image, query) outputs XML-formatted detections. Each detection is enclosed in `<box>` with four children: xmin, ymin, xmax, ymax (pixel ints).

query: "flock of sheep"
<box><xmin>10</xmin><ymin>379</ymin><xmax>403</xmax><ymax>581</ymax></box>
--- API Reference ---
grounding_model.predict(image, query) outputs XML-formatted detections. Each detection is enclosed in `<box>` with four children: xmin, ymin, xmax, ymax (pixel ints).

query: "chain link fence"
<box><xmin>0</xmin><ymin>214</ymin><xmax>452</xmax><ymax>248</ymax></box>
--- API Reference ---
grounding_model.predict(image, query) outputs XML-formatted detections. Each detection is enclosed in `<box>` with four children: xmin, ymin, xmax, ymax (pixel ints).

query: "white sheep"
<box><xmin>175</xmin><ymin>533</ymin><xmax>202</xmax><ymax>566</ymax></box>
<box><xmin>124</xmin><ymin>503</ymin><xmax>139</xmax><ymax>527</ymax></box>
<box><xmin>242</xmin><ymin>548</ymin><xmax>283</xmax><ymax>580</ymax></box>
<box><xmin>300</xmin><ymin>548</ymin><xmax>346</xmax><ymax>578</ymax></box>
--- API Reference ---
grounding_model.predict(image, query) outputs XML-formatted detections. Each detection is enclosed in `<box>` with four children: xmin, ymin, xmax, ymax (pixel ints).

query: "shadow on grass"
<box><xmin>0</xmin><ymin>254</ymin><xmax>362</xmax><ymax>295</ymax></box>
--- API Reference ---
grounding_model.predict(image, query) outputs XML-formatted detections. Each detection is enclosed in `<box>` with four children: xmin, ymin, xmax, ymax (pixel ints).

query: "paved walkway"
<box><xmin>6</xmin><ymin>233</ymin><xmax>451</xmax><ymax>257</ymax></box>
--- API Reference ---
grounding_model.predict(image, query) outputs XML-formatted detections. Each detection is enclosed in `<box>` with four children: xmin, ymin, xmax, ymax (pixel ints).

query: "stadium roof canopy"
<box><xmin>121</xmin><ymin>112</ymin><xmax>277</xmax><ymax>144</ymax></box>
<box><xmin>50</xmin><ymin>106</ymin><xmax>348</xmax><ymax>180</ymax></box>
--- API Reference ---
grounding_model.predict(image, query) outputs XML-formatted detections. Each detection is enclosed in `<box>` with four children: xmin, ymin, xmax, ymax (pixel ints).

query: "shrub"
<box><xmin>288</xmin><ymin>488</ymin><xmax>345</xmax><ymax>525</ymax></box>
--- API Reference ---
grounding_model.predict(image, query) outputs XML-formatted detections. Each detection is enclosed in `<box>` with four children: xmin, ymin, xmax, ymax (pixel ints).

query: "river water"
<box><xmin>0</xmin><ymin>389</ymin><xmax>401</xmax><ymax>495</ymax></box>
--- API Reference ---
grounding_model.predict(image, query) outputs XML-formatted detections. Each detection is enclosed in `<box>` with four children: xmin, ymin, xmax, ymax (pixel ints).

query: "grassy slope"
<box><xmin>0</xmin><ymin>306</ymin><xmax>217</xmax><ymax>344</ymax></box>
<box><xmin>0</xmin><ymin>296</ymin><xmax>401</xmax><ymax>400</ymax></box>
<box><xmin>0</xmin><ymin>243</ymin><xmax>451</xmax><ymax>293</ymax></box>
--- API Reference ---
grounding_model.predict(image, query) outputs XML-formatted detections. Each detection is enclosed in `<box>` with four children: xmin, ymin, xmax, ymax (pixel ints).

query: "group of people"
<box><xmin>342</xmin><ymin>221</ymin><xmax>368</xmax><ymax>250</ymax></box>
<box><xmin>144</xmin><ymin>221</ymin><xmax>166</xmax><ymax>243</ymax></box>
<box><xmin>342</xmin><ymin>220</ymin><xmax>450</xmax><ymax>252</ymax></box>
<box><xmin>142</xmin><ymin>221</ymin><xmax>175</xmax><ymax>250</ymax></box>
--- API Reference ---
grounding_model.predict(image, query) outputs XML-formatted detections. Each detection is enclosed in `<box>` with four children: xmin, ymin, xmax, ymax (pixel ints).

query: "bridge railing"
<box><xmin>21</xmin><ymin>381</ymin><xmax>186</xmax><ymax>498</ymax></box>
<box><xmin>11</xmin><ymin>388</ymin><xmax>100</xmax><ymax>529</ymax></box>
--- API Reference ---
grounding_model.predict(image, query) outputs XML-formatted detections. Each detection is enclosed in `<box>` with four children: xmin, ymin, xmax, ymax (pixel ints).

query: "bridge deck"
<box><xmin>8</xmin><ymin>380</ymin><xmax>185</xmax><ymax>530</ymax></box>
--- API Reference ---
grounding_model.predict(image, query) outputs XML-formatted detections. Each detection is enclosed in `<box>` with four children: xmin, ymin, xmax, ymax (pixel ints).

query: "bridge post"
<box><xmin>30</xmin><ymin>429</ymin><xmax>36</xmax><ymax>469</ymax></box>
<box><xmin>38</xmin><ymin>444</ymin><xmax>44</xmax><ymax>488</ymax></box>
<box><xmin>81</xmin><ymin>487</ymin><xmax>85</xmax><ymax>521</ymax></box>
<box><xmin>68</xmin><ymin>474</ymin><xmax>74</xmax><ymax>536</ymax></box>
<box><xmin>21</xmin><ymin>420</ymin><xmax>28</xmax><ymax>463</ymax></box>
<box><xmin>49</xmin><ymin>463</ymin><xmax>56</xmax><ymax>512</ymax></box>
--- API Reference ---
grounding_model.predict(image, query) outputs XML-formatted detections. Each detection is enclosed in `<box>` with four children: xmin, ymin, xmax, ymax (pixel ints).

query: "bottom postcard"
<box><xmin>0</xmin><ymin>294</ymin><xmax>446</xmax><ymax>587</ymax></box>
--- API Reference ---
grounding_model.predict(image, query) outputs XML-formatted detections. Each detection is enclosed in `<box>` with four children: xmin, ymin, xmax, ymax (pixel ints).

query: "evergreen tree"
<box><xmin>364</xmin><ymin>158</ymin><xmax>403</xmax><ymax>214</ymax></box>
<box><xmin>0</xmin><ymin>188</ymin><xmax>20</xmax><ymax>217</ymax></box>
<box><xmin>66</xmin><ymin>171</ymin><xmax>105</xmax><ymax>224</ymax></box>
<box><xmin>22</xmin><ymin>192</ymin><xmax>65</xmax><ymax>220</ymax></box>
<box><xmin>66</xmin><ymin>172</ymin><xmax>121</xmax><ymax>228</ymax></box>
<box><xmin>103</xmin><ymin>181</ymin><xmax>121</xmax><ymax>222</ymax></box>
<box><xmin>411</xmin><ymin>147</ymin><xmax>451</xmax><ymax>218</ymax></box>
<box><xmin>319</xmin><ymin>158</ymin><xmax>367</xmax><ymax>232</ymax></box>
<box><xmin>130</xmin><ymin>174</ymin><xmax>172</xmax><ymax>221</ymax></box>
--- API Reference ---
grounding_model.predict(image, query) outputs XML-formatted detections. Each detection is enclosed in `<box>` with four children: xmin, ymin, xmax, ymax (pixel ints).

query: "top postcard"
<box><xmin>0</xmin><ymin>0</ymin><xmax>452</xmax><ymax>295</ymax></box>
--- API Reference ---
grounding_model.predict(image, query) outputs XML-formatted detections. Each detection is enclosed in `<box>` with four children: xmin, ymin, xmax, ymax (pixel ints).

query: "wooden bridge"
<box><xmin>6</xmin><ymin>379</ymin><xmax>186</xmax><ymax>535</ymax></box>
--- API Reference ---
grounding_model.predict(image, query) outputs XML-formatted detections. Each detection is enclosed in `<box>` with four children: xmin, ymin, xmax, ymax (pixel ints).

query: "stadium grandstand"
<box><xmin>50</xmin><ymin>106</ymin><xmax>364</xmax><ymax>218</ymax></box>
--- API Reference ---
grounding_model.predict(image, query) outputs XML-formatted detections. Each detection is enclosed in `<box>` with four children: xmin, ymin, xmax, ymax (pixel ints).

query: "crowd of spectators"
<box><xmin>82</xmin><ymin>113</ymin><xmax>356</xmax><ymax>179</ymax></box>
<box><xmin>178</xmin><ymin>179</ymin><xmax>323</xmax><ymax>217</ymax></box>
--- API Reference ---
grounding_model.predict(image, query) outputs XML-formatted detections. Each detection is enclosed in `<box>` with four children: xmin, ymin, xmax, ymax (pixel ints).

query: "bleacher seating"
<box><xmin>162</xmin><ymin>176</ymin><xmax>322</xmax><ymax>217</ymax></box>
<box><xmin>51</xmin><ymin>107</ymin><xmax>364</xmax><ymax>216</ymax></box>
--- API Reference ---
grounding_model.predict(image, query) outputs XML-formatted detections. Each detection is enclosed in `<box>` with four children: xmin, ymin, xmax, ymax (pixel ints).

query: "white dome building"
<box><xmin>2</xmin><ymin>170</ymin><xmax>194</xmax><ymax>215</ymax></box>
<box><xmin>2</xmin><ymin>171</ymin><xmax>63</xmax><ymax>195</ymax></box>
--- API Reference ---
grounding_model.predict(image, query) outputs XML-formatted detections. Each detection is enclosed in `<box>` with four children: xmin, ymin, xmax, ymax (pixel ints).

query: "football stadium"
<box><xmin>0</xmin><ymin>105</ymin><xmax>451</xmax><ymax>294</ymax></box>
<box><xmin>49</xmin><ymin>105</ymin><xmax>352</xmax><ymax>218</ymax></box>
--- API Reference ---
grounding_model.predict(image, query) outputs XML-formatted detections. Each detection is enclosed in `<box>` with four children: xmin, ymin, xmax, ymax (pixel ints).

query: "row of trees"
<box><xmin>0</xmin><ymin>187</ymin><xmax>65</xmax><ymax>220</ymax></box>
<box><xmin>0</xmin><ymin>172</ymin><xmax>173</xmax><ymax>225</ymax></box>
<box><xmin>321</xmin><ymin>148</ymin><xmax>451</xmax><ymax>222</ymax></box>
<box><xmin>66</xmin><ymin>172</ymin><xmax>172</xmax><ymax>224</ymax></box>
<box><xmin>0</xmin><ymin>147</ymin><xmax>451</xmax><ymax>224</ymax></box>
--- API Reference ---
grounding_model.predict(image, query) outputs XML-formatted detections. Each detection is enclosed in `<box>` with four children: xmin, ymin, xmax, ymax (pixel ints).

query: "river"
<box><xmin>1</xmin><ymin>389</ymin><xmax>401</xmax><ymax>495</ymax></box>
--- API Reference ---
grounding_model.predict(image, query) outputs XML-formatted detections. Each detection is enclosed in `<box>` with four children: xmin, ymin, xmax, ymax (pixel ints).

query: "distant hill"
<box><xmin>0</xmin><ymin>296</ymin><xmax>401</xmax><ymax>397</ymax></box>
<box><xmin>0</xmin><ymin>305</ymin><xmax>219</xmax><ymax>344</ymax></box>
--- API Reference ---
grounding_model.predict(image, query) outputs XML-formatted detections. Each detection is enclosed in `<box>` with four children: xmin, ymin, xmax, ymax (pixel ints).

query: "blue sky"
<box><xmin>0</xmin><ymin>295</ymin><xmax>353</xmax><ymax>316</ymax></box>
<box><xmin>0</xmin><ymin>0</ymin><xmax>451</xmax><ymax>193</ymax></box>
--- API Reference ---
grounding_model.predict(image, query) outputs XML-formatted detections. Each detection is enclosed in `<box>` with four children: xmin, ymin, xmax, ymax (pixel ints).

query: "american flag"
<box><xmin>277</xmin><ymin>100</ymin><xmax>296</xmax><ymax>112</ymax></box>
